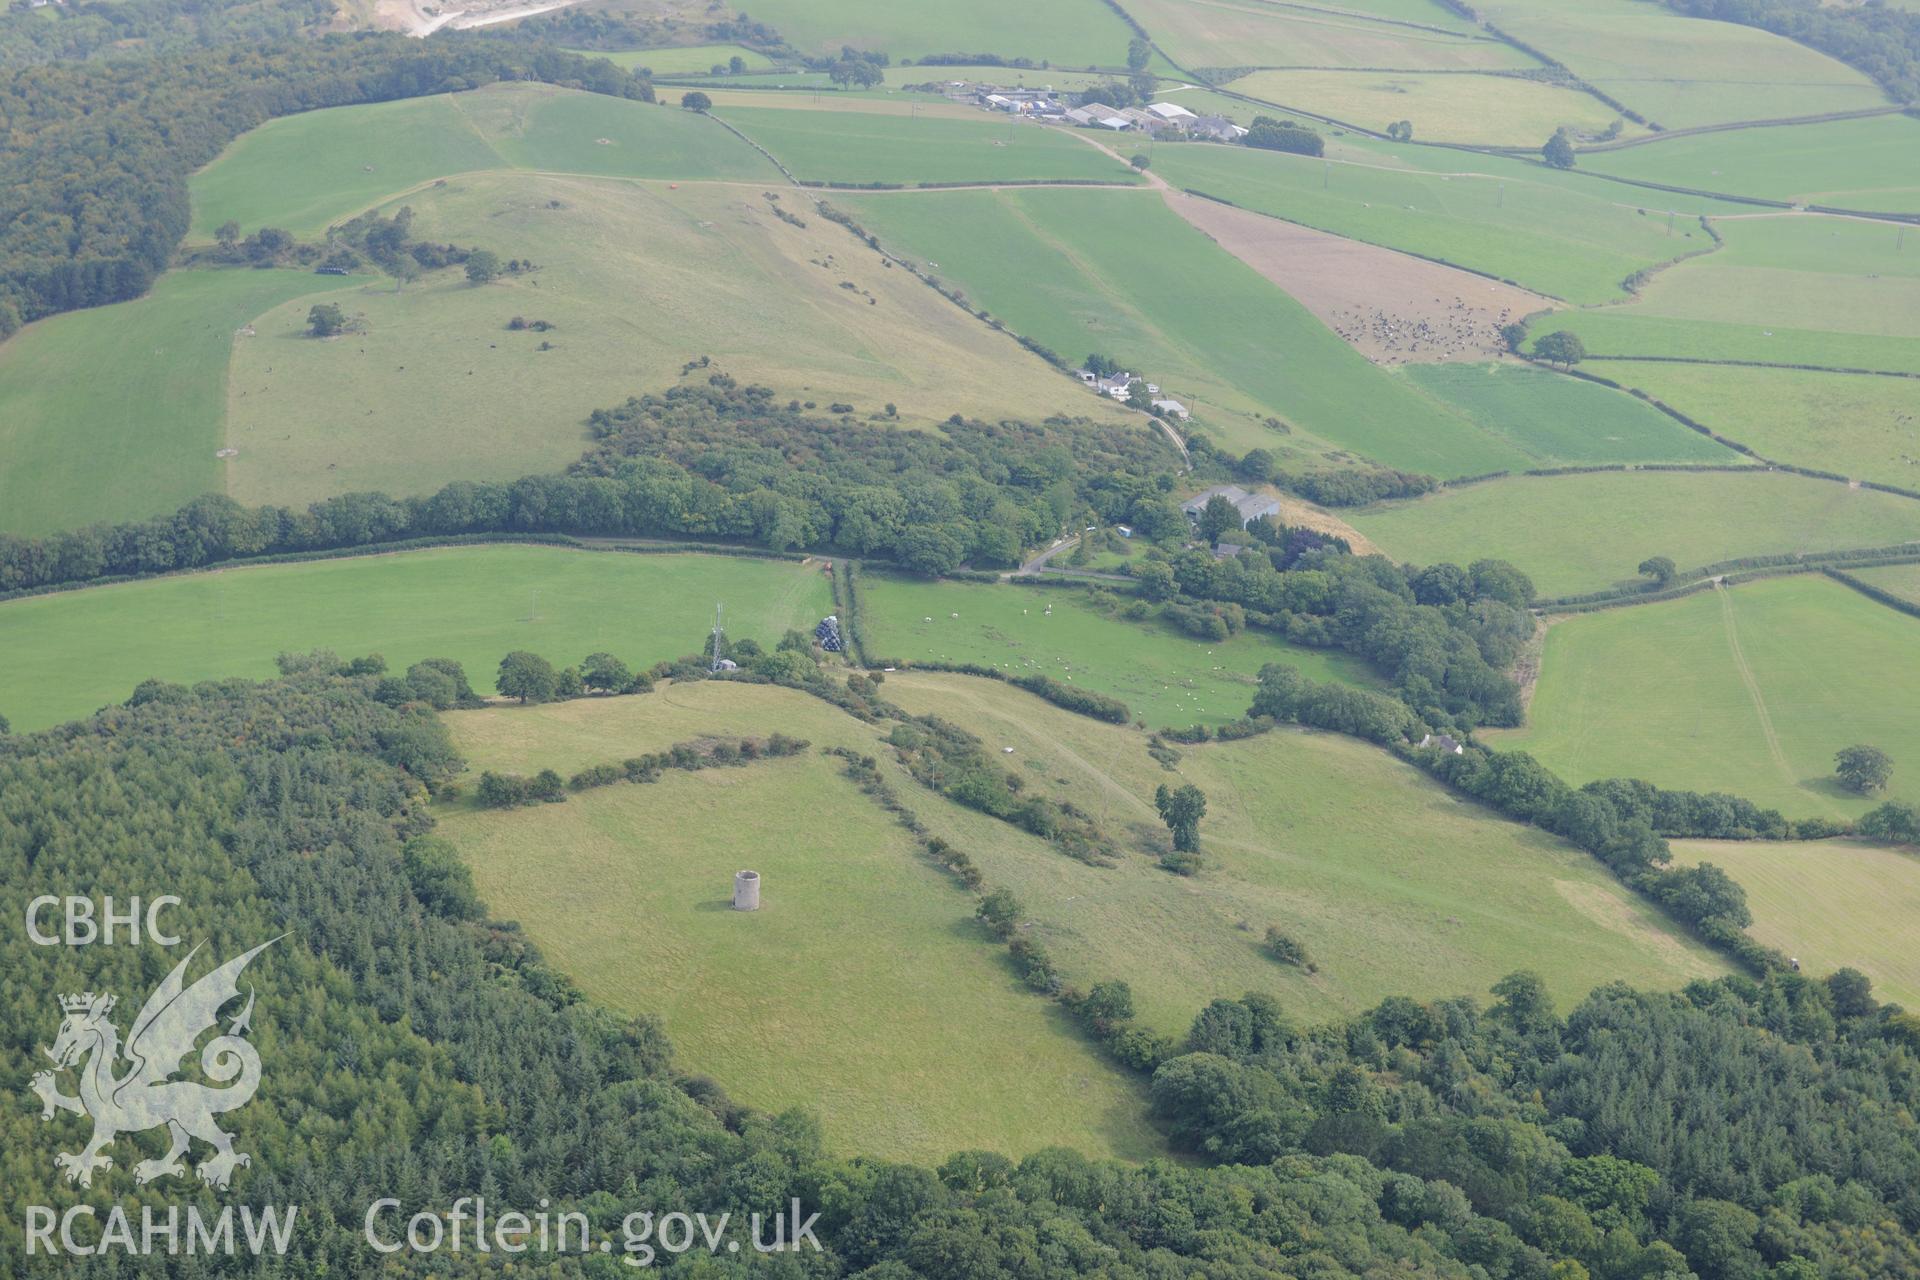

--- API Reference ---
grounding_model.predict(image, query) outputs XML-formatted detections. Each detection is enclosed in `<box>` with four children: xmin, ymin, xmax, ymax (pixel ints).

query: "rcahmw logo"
<box><xmin>24</xmin><ymin>931</ymin><xmax>300</xmax><ymax>1258</ymax></box>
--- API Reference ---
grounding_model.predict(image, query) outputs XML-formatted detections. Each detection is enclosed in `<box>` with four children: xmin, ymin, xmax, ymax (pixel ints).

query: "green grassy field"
<box><xmin>1345</xmin><ymin>470</ymin><xmax>1920</xmax><ymax>597</ymax></box>
<box><xmin>222</xmin><ymin>172</ymin><xmax>1120</xmax><ymax>508</ymax></box>
<box><xmin>572</xmin><ymin>44</ymin><xmax>776</xmax><ymax>74</ymax></box>
<box><xmin>1583</xmin><ymin>115</ymin><xmax>1920</xmax><ymax>214</ymax></box>
<box><xmin>1494</xmin><ymin>575</ymin><xmax>1920</xmax><ymax>817</ymax></box>
<box><xmin>443</xmin><ymin>675</ymin><xmax>1727</xmax><ymax>1060</ymax></box>
<box><xmin>1231</xmin><ymin>69</ymin><xmax>1621</xmax><ymax>144</ymax></box>
<box><xmin>1148</xmin><ymin>142</ymin><xmax>1723</xmax><ymax>303</ymax></box>
<box><xmin>1706</xmin><ymin>213</ymin><xmax>1920</xmax><ymax>277</ymax></box>
<box><xmin>712</xmin><ymin>103</ymin><xmax>1138</xmax><ymax>186</ymax></box>
<box><xmin>1671</xmin><ymin>837</ymin><xmax>1920</xmax><ymax>1008</ymax></box>
<box><xmin>884</xmin><ymin>673</ymin><xmax>1728</xmax><ymax>1031</ymax></box>
<box><xmin>189</xmin><ymin>83</ymin><xmax>778</xmax><ymax>238</ymax></box>
<box><xmin>1127</xmin><ymin>0</ymin><xmax>1517</xmax><ymax>70</ymax></box>
<box><xmin>1851</xmin><ymin>562</ymin><xmax>1920</xmax><ymax>606</ymax></box>
<box><xmin>1473</xmin><ymin>0</ymin><xmax>1889</xmax><ymax>129</ymax></box>
<box><xmin>858</xmin><ymin>572</ymin><xmax>1378</xmax><ymax>727</ymax></box>
<box><xmin>1582</xmin><ymin>361</ymin><xmax>1920</xmax><ymax>487</ymax></box>
<box><xmin>1403</xmin><ymin>362</ymin><xmax>1737</xmax><ymax>464</ymax></box>
<box><xmin>0</xmin><ymin>547</ymin><xmax>834</xmax><ymax>732</ymax></box>
<box><xmin>1534</xmin><ymin>212</ymin><xmax>1920</xmax><ymax>373</ymax></box>
<box><xmin>1544</xmin><ymin>312</ymin><xmax>1920</xmax><ymax>374</ymax></box>
<box><xmin>437</xmin><ymin>738</ymin><xmax>1160</xmax><ymax>1163</ymax></box>
<box><xmin>849</xmin><ymin>185</ymin><xmax>1530</xmax><ymax>470</ymax></box>
<box><xmin>0</xmin><ymin>268</ymin><xmax>355</xmax><ymax>536</ymax></box>
<box><xmin>717</xmin><ymin>0</ymin><xmax>1134</xmax><ymax>65</ymax></box>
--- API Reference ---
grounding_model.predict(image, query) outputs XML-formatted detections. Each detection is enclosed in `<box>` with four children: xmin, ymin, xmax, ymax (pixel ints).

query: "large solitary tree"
<box><xmin>1835</xmin><ymin>744</ymin><xmax>1893</xmax><ymax>794</ymax></box>
<box><xmin>1543</xmin><ymin>128</ymin><xmax>1576</xmax><ymax>169</ymax></box>
<box><xmin>1533</xmin><ymin>330</ymin><xmax>1587</xmax><ymax>369</ymax></box>
<box><xmin>305</xmin><ymin>303</ymin><xmax>346</xmax><ymax>337</ymax></box>
<box><xmin>497</xmin><ymin>650</ymin><xmax>559</xmax><ymax>703</ymax></box>
<box><xmin>1637</xmin><ymin>555</ymin><xmax>1677</xmax><ymax>586</ymax></box>
<box><xmin>1155</xmin><ymin>783</ymin><xmax>1208</xmax><ymax>853</ymax></box>
<box><xmin>464</xmin><ymin>249</ymin><xmax>501</xmax><ymax>285</ymax></box>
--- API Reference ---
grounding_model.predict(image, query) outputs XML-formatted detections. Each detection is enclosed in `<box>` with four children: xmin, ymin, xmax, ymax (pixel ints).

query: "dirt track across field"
<box><xmin>1168</xmin><ymin>192</ymin><xmax>1557</xmax><ymax>366</ymax></box>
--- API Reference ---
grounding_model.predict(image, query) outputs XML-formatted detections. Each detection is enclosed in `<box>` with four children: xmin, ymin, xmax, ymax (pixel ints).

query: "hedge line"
<box><xmin>476</xmin><ymin>733</ymin><xmax>809</xmax><ymax>807</ymax></box>
<box><xmin>0</xmin><ymin>532</ymin><xmax>581</xmax><ymax>607</ymax></box>
<box><xmin>1823</xmin><ymin>568</ymin><xmax>1920</xmax><ymax>622</ymax></box>
<box><xmin>860</xmin><ymin>657</ymin><xmax>1133</xmax><ymax>724</ymax></box>
<box><xmin>1538</xmin><ymin>544</ymin><xmax>1920</xmax><ymax>610</ymax></box>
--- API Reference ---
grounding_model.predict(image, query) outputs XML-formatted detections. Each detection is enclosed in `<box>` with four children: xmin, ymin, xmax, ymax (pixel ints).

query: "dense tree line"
<box><xmin>477</xmin><ymin>732</ymin><xmax>809</xmax><ymax>806</ymax></box>
<box><xmin>0</xmin><ymin>381</ymin><xmax>1184</xmax><ymax>591</ymax></box>
<box><xmin>1266</xmin><ymin>465</ymin><xmax>1440</xmax><ymax>507</ymax></box>
<box><xmin>1161</xmin><ymin>540</ymin><xmax>1534</xmax><ymax>729</ymax></box>
<box><xmin>575</xmin><ymin>380</ymin><xmax>1180</xmax><ymax>571</ymax></box>
<box><xmin>1152</xmin><ymin>970</ymin><xmax>1920</xmax><ymax>1280</ymax></box>
<box><xmin>0</xmin><ymin>33</ymin><xmax>651</xmax><ymax>337</ymax></box>
<box><xmin>1665</xmin><ymin>0</ymin><xmax>1920</xmax><ymax>102</ymax></box>
<box><xmin>1243</xmin><ymin>116</ymin><xmax>1326</xmax><ymax>157</ymax></box>
<box><xmin>1415</xmin><ymin>740</ymin><xmax>1814</xmax><ymax>971</ymax></box>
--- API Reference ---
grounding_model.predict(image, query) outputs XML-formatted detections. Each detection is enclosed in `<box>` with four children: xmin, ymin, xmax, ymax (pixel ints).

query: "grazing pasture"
<box><xmin>712</xmin><ymin>103</ymin><xmax>1138</xmax><ymax>186</ymax></box>
<box><xmin>1472</xmin><ymin>0</ymin><xmax>1890</xmax><ymax>129</ymax></box>
<box><xmin>1230</xmin><ymin>69</ymin><xmax>1621</xmax><ymax>144</ymax></box>
<box><xmin>1494</xmin><ymin>576</ymin><xmax>1920</xmax><ymax>817</ymax></box>
<box><xmin>849</xmin><ymin>185</ymin><xmax>1530</xmax><ymax>471</ymax></box>
<box><xmin>438</xmin><ymin>739</ymin><xmax>1160</xmax><ymax>1163</ymax></box>
<box><xmin>0</xmin><ymin>547</ymin><xmax>834</xmax><ymax>732</ymax></box>
<box><xmin>223</xmin><ymin>173</ymin><xmax>1116</xmax><ymax>508</ymax></box>
<box><xmin>1582</xmin><ymin>115</ymin><xmax>1920</xmax><ymax>214</ymax></box>
<box><xmin>1402</xmin><ymin>363</ymin><xmax>1737</xmax><ymax>465</ymax></box>
<box><xmin>1538</xmin><ymin>214</ymin><xmax>1920</xmax><ymax>374</ymax></box>
<box><xmin>571</xmin><ymin>44</ymin><xmax>776</xmax><ymax>74</ymax></box>
<box><xmin>1127</xmin><ymin>0</ymin><xmax>1521</xmax><ymax>71</ymax></box>
<box><xmin>0</xmin><ymin>268</ymin><xmax>354</xmax><ymax>536</ymax></box>
<box><xmin>446</xmin><ymin>675</ymin><xmax>1727</xmax><ymax>1051</ymax></box>
<box><xmin>1344</xmin><ymin>470</ymin><xmax>1920</xmax><ymax>597</ymax></box>
<box><xmin>714</xmin><ymin>0</ymin><xmax>1135</xmax><ymax>66</ymax></box>
<box><xmin>1149</xmin><ymin>142</ymin><xmax>1723</xmax><ymax>303</ymax></box>
<box><xmin>1707</xmin><ymin>213</ymin><xmax>1920</xmax><ymax>277</ymax></box>
<box><xmin>1545</xmin><ymin>312</ymin><xmax>1920</xmax><ymax>375</ymax></box>
<box><xmin>1670</xmin><ymin>838</ymin><xmax>1920</xmax><ymax>1009</ymax></box>
<box><xmin>188</xmin><ymin>82</ymin><xmax>778</xmax><ymax>238</ymax></box>
<box><xmin>1582</xmin><ymin>362</ymin><xmax>1920</xmax><ymax>488</ymax></box>
<box><xmin>857</xmin><ymin>572</ymin><xmax>1379</xmax><ymax>728</ymax></box>
<box><xmin>882</xmin><ymin>673</ymin><xmax>1728</xmax><ymax>1031</ymax></box>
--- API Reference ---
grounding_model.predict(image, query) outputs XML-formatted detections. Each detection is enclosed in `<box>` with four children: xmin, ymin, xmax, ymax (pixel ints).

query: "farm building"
<box><xmin>1147</xmin><ymin>102</ymin><xmax>1198</xmax><ymax>125</ymax></box>
<box><xmin>1181</xmin><ymin>485</ymin><xmax>1281</xmax><ymax>529</ymax></box>
<box><xmin>1419</xmin><ymin>733</ymin><xmax>1467</xmax><ymax>755</ymax></box>
<box><xmin>1190</xmin><ymin>114</ymin><xmax>1249</xmax><ymax>142</ymax></box>
<box><xmin>1152</xmin><ymin>398</ymin><xmax>1190</xmax><ymax>420</ymax></box>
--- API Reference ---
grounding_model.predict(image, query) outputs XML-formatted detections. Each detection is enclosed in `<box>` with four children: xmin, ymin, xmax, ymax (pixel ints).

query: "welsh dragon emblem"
<box><xmin>30</xmin><ymin>937</ymin><xmax>280</xmax><ymax>1190</ymax></box>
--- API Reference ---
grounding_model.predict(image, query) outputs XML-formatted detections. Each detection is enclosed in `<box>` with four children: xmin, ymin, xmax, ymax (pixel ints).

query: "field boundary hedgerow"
<box><xmin>1537</xmin><ymin>546</ymin><xmax>1920</xmax><ymax>612</ymax></box>
<box><xmin>1822</xmin><ymin>567</ymin><xmax>1920</xmax><ymax>623</ymax></box>
<box><xmin>1568</xmin><ymin>354</ymin><xmax>1920</xmax><ymax>380</ymax></box>
<box><xmin>0</xmin><ymin>532</ymin><xmax>820</xmax><ymax>608</ymax></box>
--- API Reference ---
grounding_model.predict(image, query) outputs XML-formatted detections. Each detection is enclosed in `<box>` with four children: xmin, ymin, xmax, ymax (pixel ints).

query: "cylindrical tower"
<box><xmin>732</xmin><ymin>870</ymin><xmax>761</xmax><ymax>912</ymax></box>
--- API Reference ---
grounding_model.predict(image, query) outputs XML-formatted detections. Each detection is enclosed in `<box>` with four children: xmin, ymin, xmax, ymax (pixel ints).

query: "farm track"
<box><xmin>1715</xmin><ymin>582</ymin><xmax>1796</xmax><ymax>789</ymax></box>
